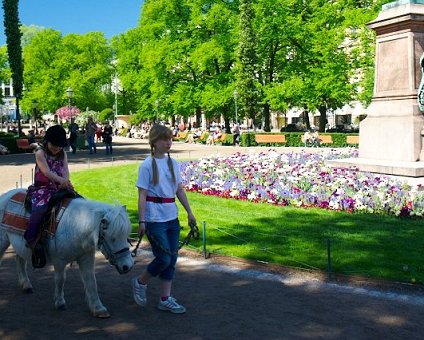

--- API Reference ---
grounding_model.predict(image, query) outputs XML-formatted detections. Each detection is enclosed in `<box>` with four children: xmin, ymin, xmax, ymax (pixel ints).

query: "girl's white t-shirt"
<box><xmin>136</xmin><ymin>156</ymin><xmax>182</xmax><ymax>222</ymax></box>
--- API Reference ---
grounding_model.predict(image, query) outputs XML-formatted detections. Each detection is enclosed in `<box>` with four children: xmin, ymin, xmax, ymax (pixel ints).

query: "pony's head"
<box><xmin>98</xmin><ymin>205</ymin><xmax>134</xmax><ymax>274</ymax></box>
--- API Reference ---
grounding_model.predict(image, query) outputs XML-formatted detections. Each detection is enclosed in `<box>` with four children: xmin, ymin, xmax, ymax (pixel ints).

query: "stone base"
<box><xmin>327</xmin><ymin>157</ymin><xmax>424</xmax><ymax>177</ymax></box>
<box><xmin>358</xmin><ymin>105</ymin><xmax>424</xmax><ymax>162</ymax></box>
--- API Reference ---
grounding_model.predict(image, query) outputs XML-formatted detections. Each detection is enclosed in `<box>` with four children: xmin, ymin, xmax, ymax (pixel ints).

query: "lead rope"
<box><xmin>130</xmin><ymin>236</ymin><xmax>143</xmax><ymax>257</ymax></box>
<box><xmin>131</xmin><ymin>224</ymin><xmax>200</xmax><ymax>257</ymax></box>
<box><xmin>179</xmin><ymin>223</ymin><xmax>200</xmax><ymax>249</ymax></box>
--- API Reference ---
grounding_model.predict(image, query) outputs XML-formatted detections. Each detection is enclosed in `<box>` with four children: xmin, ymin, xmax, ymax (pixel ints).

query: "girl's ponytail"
<box><xmin>167</xmin><ymin>152</ymin><xmax>176</xmax><ymax>183</ymax></box>
<box><xmin>151</xmin><ymin>146</ymin><xmax>159</xmax><ymax>185</ymax></box>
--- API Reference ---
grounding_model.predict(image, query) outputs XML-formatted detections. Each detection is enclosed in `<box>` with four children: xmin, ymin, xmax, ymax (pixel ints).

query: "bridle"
<box><xmin>97</xmin><ymin>219</ymin><xmax>131</xmax><ymax>267</ymax></box>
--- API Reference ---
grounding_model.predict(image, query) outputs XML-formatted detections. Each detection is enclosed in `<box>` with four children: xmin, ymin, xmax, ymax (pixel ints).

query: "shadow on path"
<box><xmin>0</xmin><ymin>249</ymin><xmax>423</xmax><ymax>340</ymax></box>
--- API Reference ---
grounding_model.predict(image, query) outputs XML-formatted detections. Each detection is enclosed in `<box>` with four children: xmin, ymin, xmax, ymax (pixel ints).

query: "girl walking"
<box><xmin>132</xmin><ymin>124</ymin><xmax>196</xmax><ymax>314</ymax></box>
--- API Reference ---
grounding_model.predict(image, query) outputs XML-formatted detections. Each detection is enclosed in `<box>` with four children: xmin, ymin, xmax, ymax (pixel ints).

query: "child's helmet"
<box><xmin>44</xmin><ymin>125</ymin><xmax>68</xmax><ymax>147</ymax></box>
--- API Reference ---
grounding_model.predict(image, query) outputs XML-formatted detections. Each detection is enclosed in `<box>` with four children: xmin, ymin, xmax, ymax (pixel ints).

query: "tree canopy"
<box><xmin>112</xmin><ymin>0</ymin><xmax>384</xmax><ymax>130</ymax></box>
<box><xmin>0</xmin><ymin>0</ymin><xmax>388</xmax><ymax>130</ymax></box>
<box><xmin>21</xmin><ymin>30</ymin><xmax>114</xmax><ymax>117</ymax></box>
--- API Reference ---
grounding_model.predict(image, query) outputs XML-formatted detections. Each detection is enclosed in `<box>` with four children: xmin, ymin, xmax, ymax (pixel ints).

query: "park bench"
<box><xmin>187</xmin><ymin>131</ymin><xmax>208</xmax><ymax>144</ymax></box>
<box><xmin>318</xmin><ymin>135</ymin><xmax>333</xmax><ymax>144</ymax></box>
<box><xmin>255</xmin><ymin>134</ymin><xmax>286</xmax><ymax>145</ymax></box>
<box><xmin>16</xmin><ymin>138</ymin><xmax>34</xmax><ymax>152</ymax></box>
<box><xmin>215</xmin><ymin>133</ymin><xmax>227</xmax><ymax>144</ymax></box>
<box><xmin>346</xmin><ymin>135</ymin><xmax>359</xmax><ymax>145</ymax></box>
<box><xmin>173</xmin><ymin>131</ymin><xmax>188</xmax><ymax>142</ymax></box>
<box><xmin>196</xmin><ymin>132</ymin><xmax>208</xmax><ymax>143</ymax></box>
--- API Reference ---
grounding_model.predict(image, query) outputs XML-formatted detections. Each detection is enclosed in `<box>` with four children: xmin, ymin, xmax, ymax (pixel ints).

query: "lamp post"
<box><xmin>155</xmin><ymin>100</ymin><xmax>159</xmax><ymax>123</ymax></box>
<box><xmin>113</xmin><ymin>73</ymin><xmax>118</xmax><ymax>128</ymax></box>
<box><xmin>4</xmin><ymin>103</ymin><xmax>9</xmax><ymax>131</ymax></box>
<box><xmin>32</xmin><ymin>100</ymin><xmax>38</xmax><ymax>134</ymax></box>
<box><xmin>0</xmin><ymin>105</ymin><xmax>3</xmax><ymax>132</ymax></box>
<box><xmin>66</xmin><ymin>87</ymin><xmax>73</xmax><ymax>123</ymax></box>
<box><xmin>233</xmin><ymin>89</ymin><xmax>238</xmax><ymax>124</ymax></box>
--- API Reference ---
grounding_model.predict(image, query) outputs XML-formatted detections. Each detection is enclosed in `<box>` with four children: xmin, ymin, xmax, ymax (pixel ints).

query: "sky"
<box><xmin>0</xmin><ymin>0</ymin><xmax>144</xmax><ymax>45</ymax></box>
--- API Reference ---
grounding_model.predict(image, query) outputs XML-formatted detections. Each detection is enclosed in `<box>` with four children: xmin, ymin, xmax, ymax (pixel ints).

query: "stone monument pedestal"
<box><xmin>331</xmin><ymin>1</ymin><xmax>424</xmax><ymax>177</ymax></box>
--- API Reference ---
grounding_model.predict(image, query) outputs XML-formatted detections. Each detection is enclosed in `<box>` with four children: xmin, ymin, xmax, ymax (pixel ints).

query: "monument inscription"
<box><xmin>376</xmin><ymin>38</ymin><xmax>409</xmax><ymax>93</ymax></box>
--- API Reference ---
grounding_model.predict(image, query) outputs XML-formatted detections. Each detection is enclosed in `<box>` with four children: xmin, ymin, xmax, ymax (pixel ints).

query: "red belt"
<box><xmin>146</xmin><ymin>196</ymin><xmax>175</xmax><ymax>203</ymax></box>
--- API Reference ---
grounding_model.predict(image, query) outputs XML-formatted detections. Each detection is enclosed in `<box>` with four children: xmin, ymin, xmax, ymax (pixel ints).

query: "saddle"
<box><xmin>31</xmin><ymin>189</ymin><xmax>81</xmax><ymax>268</ymax></box>
<box><xmin>1</xmin><ymin>189</ymin><xmax>80</xmax><ymax>268</ymax></box>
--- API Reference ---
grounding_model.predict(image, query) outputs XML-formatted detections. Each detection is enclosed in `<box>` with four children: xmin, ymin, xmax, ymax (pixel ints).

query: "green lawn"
<box><xmin>71</xmin><ymin>163</ymin><xmax>424</xmax><ymax>285</ymax></box>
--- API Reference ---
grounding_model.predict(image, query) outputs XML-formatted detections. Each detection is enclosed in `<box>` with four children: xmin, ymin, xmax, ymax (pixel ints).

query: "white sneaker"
<box><xmin>131</xmin><ymin>277</ymin><xmax>147</xmax><ymax>307</ymax></box>
<box><xmin>157</xmin><ymin>296</ymin><xmax>186</xmax><ymax>314</ymax></box>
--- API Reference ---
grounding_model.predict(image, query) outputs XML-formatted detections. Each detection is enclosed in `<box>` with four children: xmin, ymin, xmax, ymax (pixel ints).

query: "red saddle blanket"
<box><xmin>0</xmin><ymin>192</ymin><xmax>70</xmax><ymax>235</ymax></box>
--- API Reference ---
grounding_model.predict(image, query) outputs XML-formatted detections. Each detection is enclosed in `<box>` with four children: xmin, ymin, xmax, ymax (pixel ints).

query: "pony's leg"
<box><xmin>53</xmin><ymin>262</ymin><xmax>67</xmax><ymax>310</ymax></box>
<box><xmin>77</xmin><ymin>254</ymin><xmax>110</xmax><ymax>318</ymax></box>
<box><xmin>0</xmin><ymin>230</ymin><xmax>10</xmax><ymax>263</ymax></box>
<box><xmin>0</xmin><ymin>232</ymin><xmax>33</xmax><ymax>293</ymax></box>
<box><xmin>16</xmin><ymin>254</ymin><xmax>33</xmax><ymax>293</ymax></box>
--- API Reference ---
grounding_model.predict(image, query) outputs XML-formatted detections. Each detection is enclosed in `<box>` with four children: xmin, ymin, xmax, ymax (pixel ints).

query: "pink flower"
<box><xmin>55</xmin><ymin>106</ymin><xmax>81</xmax><ymax>120</ymax></box>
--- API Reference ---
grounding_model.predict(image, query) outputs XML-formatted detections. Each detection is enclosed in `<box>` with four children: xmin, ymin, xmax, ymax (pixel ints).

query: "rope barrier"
<box><xmin>206</xmin><ymin>224</ymin><xmax>321</xmax><ymax>271</ymax></box>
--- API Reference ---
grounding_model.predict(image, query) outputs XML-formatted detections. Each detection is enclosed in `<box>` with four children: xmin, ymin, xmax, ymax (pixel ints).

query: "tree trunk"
<box><xmin>318</xmin><ymin>105</ymin><xmax>327</xmax><ymax>133</ymax></box>
<box><xmin>303</xmin><ymin>109</ymin><xmax>311</xmax><ymax>130</ymax></box>
<box><xmin>263</xmin><ymin>103</ymin><xmax>271</xmax><ymax>132</ymax></box>
<box><xmin>121</xmin><ymin>89</ymin><xmax>126</xmax><ymax>115</ymax></box>
<box><xmin>16</xmin><ymin>96</ymin><xmax>22</xmax><ymax>136</ymax></box>
<box><xmin>196</xmin><ymin>106</ymin><xmax>202</xmax><ymax>128</ymax></box>
<box><xmin>223</xmin><ymin>105</ymin><xmax>231</xmax><ymax>133</ymax></box>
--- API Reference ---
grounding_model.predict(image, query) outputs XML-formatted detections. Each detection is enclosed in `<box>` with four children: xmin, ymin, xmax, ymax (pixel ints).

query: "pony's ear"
<box><xmin>101</xmin><ymin>208</ymin><xmax>114</xmax><ymax>225</ymax></box>
<box><xmin>121</xmin><ymin>205</ymin><xmax>127</xmax><ymax>212</ymax></box>
<box><xmin>102</xmin><ymin>206</ymin><xmax>121</xmax><ymax>225</ymax></box>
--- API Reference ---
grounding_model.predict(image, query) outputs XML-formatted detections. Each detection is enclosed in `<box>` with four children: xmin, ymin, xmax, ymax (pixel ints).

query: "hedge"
<box><xmin>239</xmin><ymin>132</ymin><xmax>359</xmax><ymax>147</ymax></box>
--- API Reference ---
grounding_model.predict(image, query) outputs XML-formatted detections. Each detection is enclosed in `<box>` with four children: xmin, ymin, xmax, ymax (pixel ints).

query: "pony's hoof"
<box><xmin>94</xmin><ymin>310</ymin><xmax>111</xmax><ymax>319</ymax></box>
<box><xmin>23</xmin><ymin>287</ymin><xmax>33</xmax><ymax>294</ymax></box>
<box><xmin>56</xmin><ymin>304</ymin><xmax>67</xmax><ymax>311</ymax></box>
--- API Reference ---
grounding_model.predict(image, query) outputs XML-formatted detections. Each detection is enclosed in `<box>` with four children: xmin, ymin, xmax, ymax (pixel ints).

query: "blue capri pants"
<box><xmin>145</xmin><ymin>218</ymin><xmax>181</xmax><ymax>281</ymax></box>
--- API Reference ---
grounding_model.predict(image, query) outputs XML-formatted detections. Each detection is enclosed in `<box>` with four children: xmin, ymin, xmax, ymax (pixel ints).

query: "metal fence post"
<box><xmin>327</xmin><ymin>238</ymin><xmax>332</xmax><ymax>278</ymax></box>
<box><xmin>202</xmin><ymin>221</ymin><xmax>207</xmax><ymax>259</ymax></box>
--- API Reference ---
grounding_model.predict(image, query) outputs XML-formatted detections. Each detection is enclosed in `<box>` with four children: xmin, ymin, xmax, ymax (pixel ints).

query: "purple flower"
<box><xmin>181</xmin><ymin>149</ymin><xmax>424</xmax><ymax>217</ymax></box>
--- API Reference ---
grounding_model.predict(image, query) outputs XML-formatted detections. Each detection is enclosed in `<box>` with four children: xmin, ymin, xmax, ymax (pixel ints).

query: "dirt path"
<box><xmin>1</xmin><ymin>247</ymin><xmax>423</xmax><ymax>340</ymax></box>
<box><xmin>1</xmin><ymin>138</ymin><xmax>424</xmax><ymax>339</ymax></box>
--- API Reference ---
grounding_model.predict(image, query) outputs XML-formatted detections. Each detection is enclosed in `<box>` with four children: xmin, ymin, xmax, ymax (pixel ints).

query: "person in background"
<box><xmin>231</xmin><ymin>123</ymin><xmax>240</xmax><ymax>146</ymax></box>
<box><xmin>310</xmin><ymin>129</ymin><xmax>320</xmax><ymax>147</ymax></box>
<box><xmin>132</xmin><ymin>124</ymin><xmax>197</xmax><ymax>314</ymax></box>
<box><xmin>27</xmin><ymin>130</ymin><xmax>36</xmax><ymax>144</ymax></box>
<box><xmin>95</xmin><ymin>124</ymin><xmax>103</xmax><ymax>143</ymax></box>
<box><xmin>213</xmin><ymin>127</ymin><xmax>223</xmax><ymax>143</ymax></box>
<box><xmin>103</xmin><ymin>122</ymin><xmax>113</xmax><ymax>155</ymax></box>
<box><xmin>68</xmin><ymin>120</ymin><xmax>79</xmax><ymax>154</ymax></box>
<box><xmin>303</xmin><ymin>130</ymin><xmax>312</xmax><ymax>147</ymax></box>
<box><xmin>85</xmin><ymin>117</ymin><xmax>97</xmax><ymax>154</ymax></box>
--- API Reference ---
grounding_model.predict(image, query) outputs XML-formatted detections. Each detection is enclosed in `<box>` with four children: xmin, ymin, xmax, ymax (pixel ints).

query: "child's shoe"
<box><xmin>157</xmin><ymin>296</ymin><xmax>186</xmax><ymax>314</ymax></box>
<box><xmin>131</xmin><ymin>277</ymin><xmax>147</xmax><ymax>306</ymax></box>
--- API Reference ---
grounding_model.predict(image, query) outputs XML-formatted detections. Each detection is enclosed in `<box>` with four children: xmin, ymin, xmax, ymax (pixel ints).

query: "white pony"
<box><xmin>0</xmin><ymin>188</ymin><xmax>134</xmax><ymax>318</ymax></box>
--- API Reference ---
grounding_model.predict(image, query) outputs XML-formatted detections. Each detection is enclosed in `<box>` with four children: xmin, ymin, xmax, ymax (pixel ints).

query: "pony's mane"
<box><xmin>60</xmin><ymin>199</ymin><xmax>130</xmax><ymax>236</ymax></box>
<box><xmin>105</xmin><ymin>204</ymin><xmax>131</xmax><ymax>237</ymax></box>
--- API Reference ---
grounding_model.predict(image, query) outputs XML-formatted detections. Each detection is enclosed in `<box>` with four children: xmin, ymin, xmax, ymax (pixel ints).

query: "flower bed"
<box><xmin>181</xmin><ymin>149</ymin><xmax>424</xmax><ymax>217</ymax></box>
